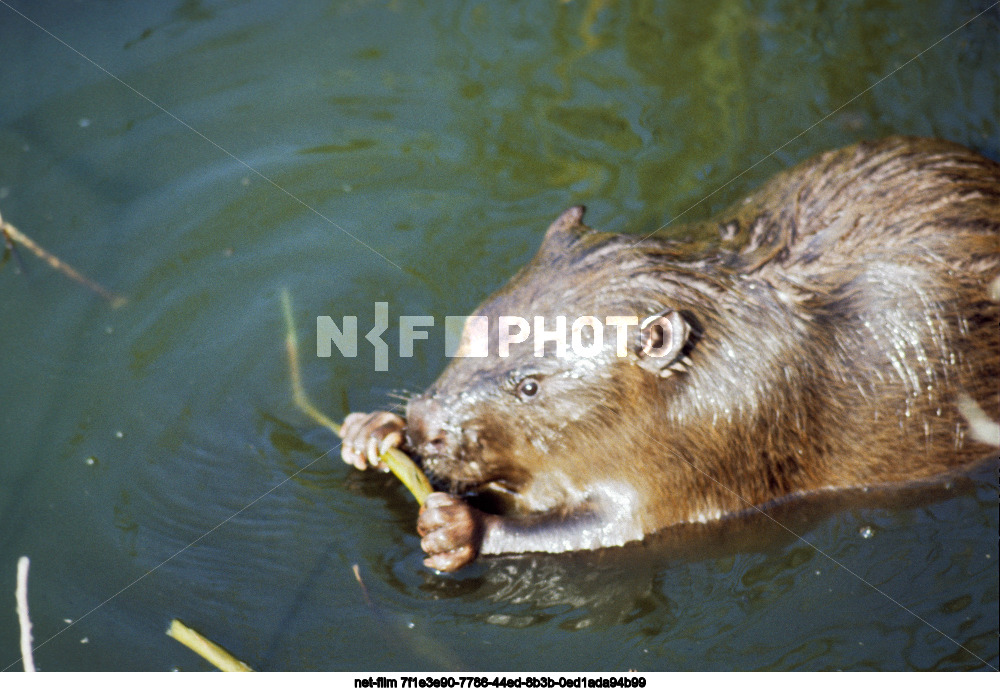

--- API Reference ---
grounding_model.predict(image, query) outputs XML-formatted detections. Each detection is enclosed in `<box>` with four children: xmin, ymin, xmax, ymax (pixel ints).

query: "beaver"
<box><xmin>341</xmin><ymin>136</ymin><xmax>1000</xmax><ymax>572</ymax></box>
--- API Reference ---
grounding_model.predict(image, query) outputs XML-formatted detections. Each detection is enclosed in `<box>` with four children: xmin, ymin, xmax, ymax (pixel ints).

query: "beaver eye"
<box><xmin>516</xmin><ymin>377</ymin><xmax>540</xmax><ymax>399</ymax></box>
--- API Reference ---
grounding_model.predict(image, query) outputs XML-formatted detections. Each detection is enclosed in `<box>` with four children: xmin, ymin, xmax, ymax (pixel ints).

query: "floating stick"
<box><xmin>352</xmin><ymin>563</ymin><xmax>373</xmax><ymax>607</ymax></box>
<box><xmin>167</xmin><ymin>619</ymin><xmax>254</xmax><ymax>672</ymax></box>
<box><xmin>1</xmin><ymin>208</ymin><xmax>126</xmax><ymax>308</ymax></box>
<box><xmin>15</xmin><ymin>556</ymin><xmax>35</xmax><ymax>673</ymax></box>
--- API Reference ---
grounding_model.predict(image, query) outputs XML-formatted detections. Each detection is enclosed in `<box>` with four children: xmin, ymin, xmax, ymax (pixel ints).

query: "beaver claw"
<box><xmin>340</xmin><ymin>411</ymin><xmax>406</xmax><ymax>472</ymax></box>
<box><xmin>417</xmin><ymin>492</ymin><xmax>484</xmax><ymax>571</ymax></box>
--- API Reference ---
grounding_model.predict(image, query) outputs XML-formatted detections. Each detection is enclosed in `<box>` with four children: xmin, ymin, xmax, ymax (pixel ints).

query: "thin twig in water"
<box><xmin>166</xmin><ymin>619</ymin><xmax>254</xmax><ymax>672</ymax></box>
<box><xmin>279</xmin><ymin>288</ymin><xmax>433</xmax><ymax>504</ymax></box>
<box><xmin>0</xmin><ymin>208</ymin><xmax>126</xmax><ymax>308</ymax></box>
<box><xmin>280</xmin><ymin>288</ymin><xmax>342</xmax><ymax>436</ymax></box>
<box><xmin>15</xmin><ymin>556</ymin><xmax>35</xmax><ymax>673</ymax></box>
<box><xmin>352</xmin><ymin>563</ymin><xmax>373</xmax><ymax>608</ymax></box>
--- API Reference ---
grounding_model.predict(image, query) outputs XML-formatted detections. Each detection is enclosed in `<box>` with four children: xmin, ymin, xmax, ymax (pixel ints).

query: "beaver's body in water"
<box><xmin>342</xmin><ymin>136</ymin><xmax>1000</xmax><ymax>571</ymax></box>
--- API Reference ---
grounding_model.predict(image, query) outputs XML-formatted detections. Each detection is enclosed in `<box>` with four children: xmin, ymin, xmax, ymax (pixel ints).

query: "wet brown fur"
<box><xmin>408</xmin><ymin>136</ymin><xmax>1000</xmax><ymax>539</ymax></box>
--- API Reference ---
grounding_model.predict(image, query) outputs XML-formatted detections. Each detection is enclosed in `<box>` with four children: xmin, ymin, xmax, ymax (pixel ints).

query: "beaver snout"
<box><xmin>406</xmin><ymin>395</ymin><xmax>498</xmax><ymax>490</ymax></box>
<box><xmin>406</xmin><ymin>396</ymin><xmax>457</xmax><ymax>460</ymax></box>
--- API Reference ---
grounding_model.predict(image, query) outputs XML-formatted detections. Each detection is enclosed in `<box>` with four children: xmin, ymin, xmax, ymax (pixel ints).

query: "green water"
<box><xmin>0</xmin><ymin>0</ymin><xmax>997</xmax><ymax>671</ymax></box>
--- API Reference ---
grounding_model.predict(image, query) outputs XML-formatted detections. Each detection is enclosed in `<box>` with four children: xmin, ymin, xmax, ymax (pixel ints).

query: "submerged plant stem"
<box><xmin>1</xmin><ymin>208</ymin><xmax>126</xmax><ymax>308</ymax></box>
<box><xmin>280</xmin><ymin>288</ymin><xmax>432</xmax><ymax>504</ymax></box>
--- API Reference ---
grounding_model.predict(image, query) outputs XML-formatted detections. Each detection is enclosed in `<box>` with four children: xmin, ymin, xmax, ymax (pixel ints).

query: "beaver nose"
<box><xmin>406</xmin><ymin>396</ymin><xmax>452</xmax><ymax>456</ymax></box>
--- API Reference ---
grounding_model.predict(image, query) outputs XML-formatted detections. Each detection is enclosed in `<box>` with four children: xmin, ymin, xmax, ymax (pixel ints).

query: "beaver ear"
<box><xmin>635</xmin><ymin>309</ymin><xmax>691</xmax><ymax>377</ymax></box>
<box><xmin>539</xmin><ymin>206</ymin><xmax>588</xmax><ymax>255</ymax></box>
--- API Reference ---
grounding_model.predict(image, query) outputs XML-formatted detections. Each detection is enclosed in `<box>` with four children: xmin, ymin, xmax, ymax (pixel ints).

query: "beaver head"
<box><xmin>404</xmin><ymin>206</ymin><xmax>730</xmax><ymax>520</ymax></box>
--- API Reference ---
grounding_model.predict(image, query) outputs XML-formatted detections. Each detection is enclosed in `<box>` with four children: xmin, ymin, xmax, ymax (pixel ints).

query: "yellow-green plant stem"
<box><xmin>280</xmin><ymin>288</ymin><xmax>432</xmax><ymax>504</ymax></box>
<box><xmin>167</xmin><ymin>619</ymin><xmax>254</xmax><ymax>672</ymax></box>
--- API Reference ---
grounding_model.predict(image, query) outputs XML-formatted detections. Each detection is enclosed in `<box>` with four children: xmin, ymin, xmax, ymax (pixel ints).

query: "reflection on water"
<box><xmin>412</xmin><ymin>463</ymin><xmax>993</xmax><ymax>605</ymax></box>
<box><xmin>0</xmin><ymin>0</ymin><xmax>997</xmax><ymax>671</ymax></box>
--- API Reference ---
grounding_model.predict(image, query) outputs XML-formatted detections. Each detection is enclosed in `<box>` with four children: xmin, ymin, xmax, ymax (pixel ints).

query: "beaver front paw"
<box><xmin>340</xmin><ymin>411</ymin><xmax>406</xmax><ymax>472</ymax></box>
<box><xmin>417</xmin><ymin>492</ymin><xmax>484</xmax><ymax>571</ymax></box>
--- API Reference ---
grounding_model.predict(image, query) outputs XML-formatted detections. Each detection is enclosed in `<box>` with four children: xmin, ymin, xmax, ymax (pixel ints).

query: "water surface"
<box><xmin>0</xmin><ymin>0</ymin><xmax>997</xmax><ymax>671</ymax></box>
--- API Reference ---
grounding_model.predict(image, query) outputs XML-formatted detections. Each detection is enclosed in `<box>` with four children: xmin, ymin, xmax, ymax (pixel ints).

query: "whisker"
<box><xmin>386</xmin><ymin>389</ymin><xmax>415</xmax><ymax>403</ymax></box>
